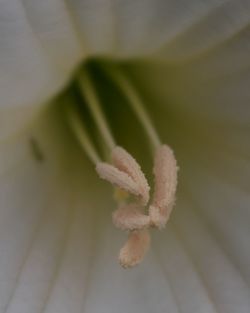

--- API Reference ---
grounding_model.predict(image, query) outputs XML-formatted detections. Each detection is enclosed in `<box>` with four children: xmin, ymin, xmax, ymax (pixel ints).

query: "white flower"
<box><xmin>1</xmin><ymin>1</ymin><xmax>250</xmax><ymax>312</ymax></box>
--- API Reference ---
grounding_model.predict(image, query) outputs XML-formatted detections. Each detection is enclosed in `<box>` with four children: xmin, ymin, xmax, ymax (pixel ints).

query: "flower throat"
<box><xmin>66</xmin><ymin>60</ymin><xmax>178</xmax><ymax>268</ymax></box>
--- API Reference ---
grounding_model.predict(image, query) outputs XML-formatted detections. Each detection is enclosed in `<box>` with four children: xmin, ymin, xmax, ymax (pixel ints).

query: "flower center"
<box><xmin>65</xmin><ymin>59</ymin><xmax>178</xmax><ymax>268</ymax></box>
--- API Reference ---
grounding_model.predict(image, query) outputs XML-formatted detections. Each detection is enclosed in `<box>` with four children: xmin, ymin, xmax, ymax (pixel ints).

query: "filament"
<box><xmin>78</xmin><ymin>69</ymin><xmax>116</xmax><ymax>151</ymax></box>
<box><xmin>104</xmin><ymin>66</ymin><xmax>161</xmax><ymax>152</ymax></box>
<box><xmin>66</xmin><ymin>104</ymin><xmax>101</xmax><ymax>164</ymax></box>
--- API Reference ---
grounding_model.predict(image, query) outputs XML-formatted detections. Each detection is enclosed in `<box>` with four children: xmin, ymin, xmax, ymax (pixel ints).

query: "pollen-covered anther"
<box><xmin>96</xmin><ymin>144</ymin><xmax>178</xmax><ymax>267</ymax></box>
<box><xmin>149</xmin><ymin>144</ymin><xmax>178</xmax><ymax>229</ymax></box>
<box><xmin>112</xmin><ymin>146</ymin><xmax>150</xmax><ymax>205</ymax></box>
<box><xmin>96</xmin><ymin>163</ymin><xmax>141</xmax><ymax>197</ymax></box>
<box><xmin>119</xmin><ymin>230</ymin><xmax>151</xmax><ymax>268</ymax></box>
<box><xmin>112</xmin><ymin>203</ymin><xmax>150</xmax><ymax>231</ymax></box>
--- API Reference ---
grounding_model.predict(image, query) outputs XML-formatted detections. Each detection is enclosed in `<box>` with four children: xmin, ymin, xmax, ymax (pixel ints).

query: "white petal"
<box><xmin>154</xmin><ymin>227</ymin><xmax>217</xmax><ymax>313</ymax></box>
<box><xmin>171</xmin><ymin>198</ymin><xmax>250</xmax><ymax>313</ymax></box>
<box><xmin>0</xmin><ymin>0</ymin><xmax>83</xmax><ymax>108</ymax></box>
<box><xmin>68</xmin><ymin>0</ymin><xmax>250</xmax><ymax>57</ymax></box>
<box><xmin>157</xmin><ymin>0</ymin><xmax>250</xmax><ymax>61</ymax></box>
<box><xmin>1</xmin><ymin>1</ymin><xmax>250</xmax><ymax>312</ymax></box>
<box><xmin>183</xmin><ymin>159</ymin><xmax>250</xmax><ymax>284</ymax></box>
<box><xmin>74</xmin><ymin>215</ymin><xmax>180</xmax><ymax>313</ymax></box>
<box><xmin>0</xmin><ymin>107</ymin><xmax>43</xmax><ymax>142</ymax></box>
<box><xmin>2</xmin><ymin>0</ymin><xmax>250</xmax><ymax>109</ymax></box>
<box><xmin>0</xmin><ymin>103</ymin><xmax>97</xmax><ymax>313</ymax></box>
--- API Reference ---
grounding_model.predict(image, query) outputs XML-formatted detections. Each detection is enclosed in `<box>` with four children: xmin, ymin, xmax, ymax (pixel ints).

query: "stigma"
<box><xmin>96</xmin><ymin>145</ymin><xmax>178</xmax><ymax>268</ymax></box>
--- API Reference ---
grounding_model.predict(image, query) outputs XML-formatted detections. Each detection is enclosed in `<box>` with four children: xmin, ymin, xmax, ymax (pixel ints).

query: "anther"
<box><xmin>119</xmin><ymin>230</ymin><xmax>151</xmax><ymax>268</ymax></box>
<box><xmin>112</xmin><ymin>146</ymin><xmax>150</xmax><ymax>205</ymax></box>
<box><xmin>112</xmin><ymin>203</ymin><xmax>150</xmax><ymax>231</ymax></box>
<box><xmin>96</xmin><ymin>162</ymin><xmax>142</xmax><ymax>198</ymax></box>
<box><xmin>149</xmin><ymin>145</ymin><xmax>178</xmax><ymax>229</ymax></box>
<box><xmin>96</xmin><ymin>145</ymin><xmax>178</xmax><ymax>267</ymax></box>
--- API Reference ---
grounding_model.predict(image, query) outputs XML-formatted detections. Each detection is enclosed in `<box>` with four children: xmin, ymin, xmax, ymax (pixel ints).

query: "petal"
<box><xmin>156</xmin><ymin>0</ymin><xmax>250</xmax><ymax>61</ymax></box>
<box><xmin>0</xmin><ymin>0</ymin><xmax>83</xmax><ymax>108</ymax></box>
<box><xmin>72</xmin><ymin>216</ymin><xmax>180</xmax><ymax>313</ymax></box>
<box><xmin>161</xmin><ymin>197</ymin><xmax>250</xmax><ymax>313</ymax></box>
<box><xmin>2</xmin><ymin>99</ymin><xmax>154</xmax><ymax>313</ymax></box>
<box><xmin>154</xmin><ymin>227</ymin><xmax>217</xmax><ymax>313</ymax></box>
<box><xmin>2</xmin><ymin>0</ymin><xmax>250</xmax><ymax>110</ymax></box>
<box><xmin>0</xmin><ymin>108</ymin><xmax>52</xmax><ymax>307</ymax></box>
<box><xmin>1</xmin><ymin>2</ymin><xmax>250</xmax><ymax>312</ymax></box>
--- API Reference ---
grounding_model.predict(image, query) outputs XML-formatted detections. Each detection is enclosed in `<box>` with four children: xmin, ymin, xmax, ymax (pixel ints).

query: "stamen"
<box><xmin>67</xmin><ymin>63</ymin><xmax>179</xmax><ymax>268</ymax></box>
<box><xmin>112</xmin><ymin>146</ymin><xmax>150</xmax><ymax>205</ymax></box>
<box><xmin>104</xmin><ymin>66</ymin><xmax>161</xmax><ymax>151</ymax></box>
<box><xmin>112</xmin><ymin>203</ymin><xmax>150</xmax><ymax>231</ymax></box>
<box><xmin>78</xmin><ymin>69</ymin><xmax>116</xmax><ymax>151</ymax></box>
<box><xmin>149</xmin><ymin>145</ymin><xmax>178</xmax><ymax>229</ymax></box>
<box><xmin>66</xmin><ymin>104</ymin><xmax>101</xmax><ymax>164</ymax></box>
<box><xmin>119</xmin><ymin>230</ymin><xmax>151</xmax><ymax>268</ymax></box>
<box><xmin>96</xmin><ymin>162</ymin><xmax>142</xmax><ymax>197</ymax></box>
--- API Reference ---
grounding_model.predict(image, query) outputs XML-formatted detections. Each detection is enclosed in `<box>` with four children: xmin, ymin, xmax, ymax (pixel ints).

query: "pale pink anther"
<box><xmin>96</xmin><ymin>163</ymin><xmax>141</xmax><ymax>197</ymax></box>
<box><xmin>112</xmin><ymin>203</ymin><xmax>150</xmax><ymax>231</ymax></box>
<box><xmin>96</xmin><ymin>144</ymin><xmax>178</xmax><ymax>267</ymax></box>
<box><xmin>149</xmin><ymin>145</ymin><xmax>178</xmax><ymax>229</ymax></box>
<box><xmin>119</xmin><ymin>230</ymin><xmax>151</xmax><ymax>268</ymax></box>
<box><xmin>112</xmin><ymin>146</ymin><xmax>150</xmax><ymax>205</ymax></box>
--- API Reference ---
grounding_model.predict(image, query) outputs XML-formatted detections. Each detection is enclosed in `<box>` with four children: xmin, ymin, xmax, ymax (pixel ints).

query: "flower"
<box><xmin>1</xmin><ymin>1</ymin><xmax>250</xmax><ymax>312</ymax></box>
